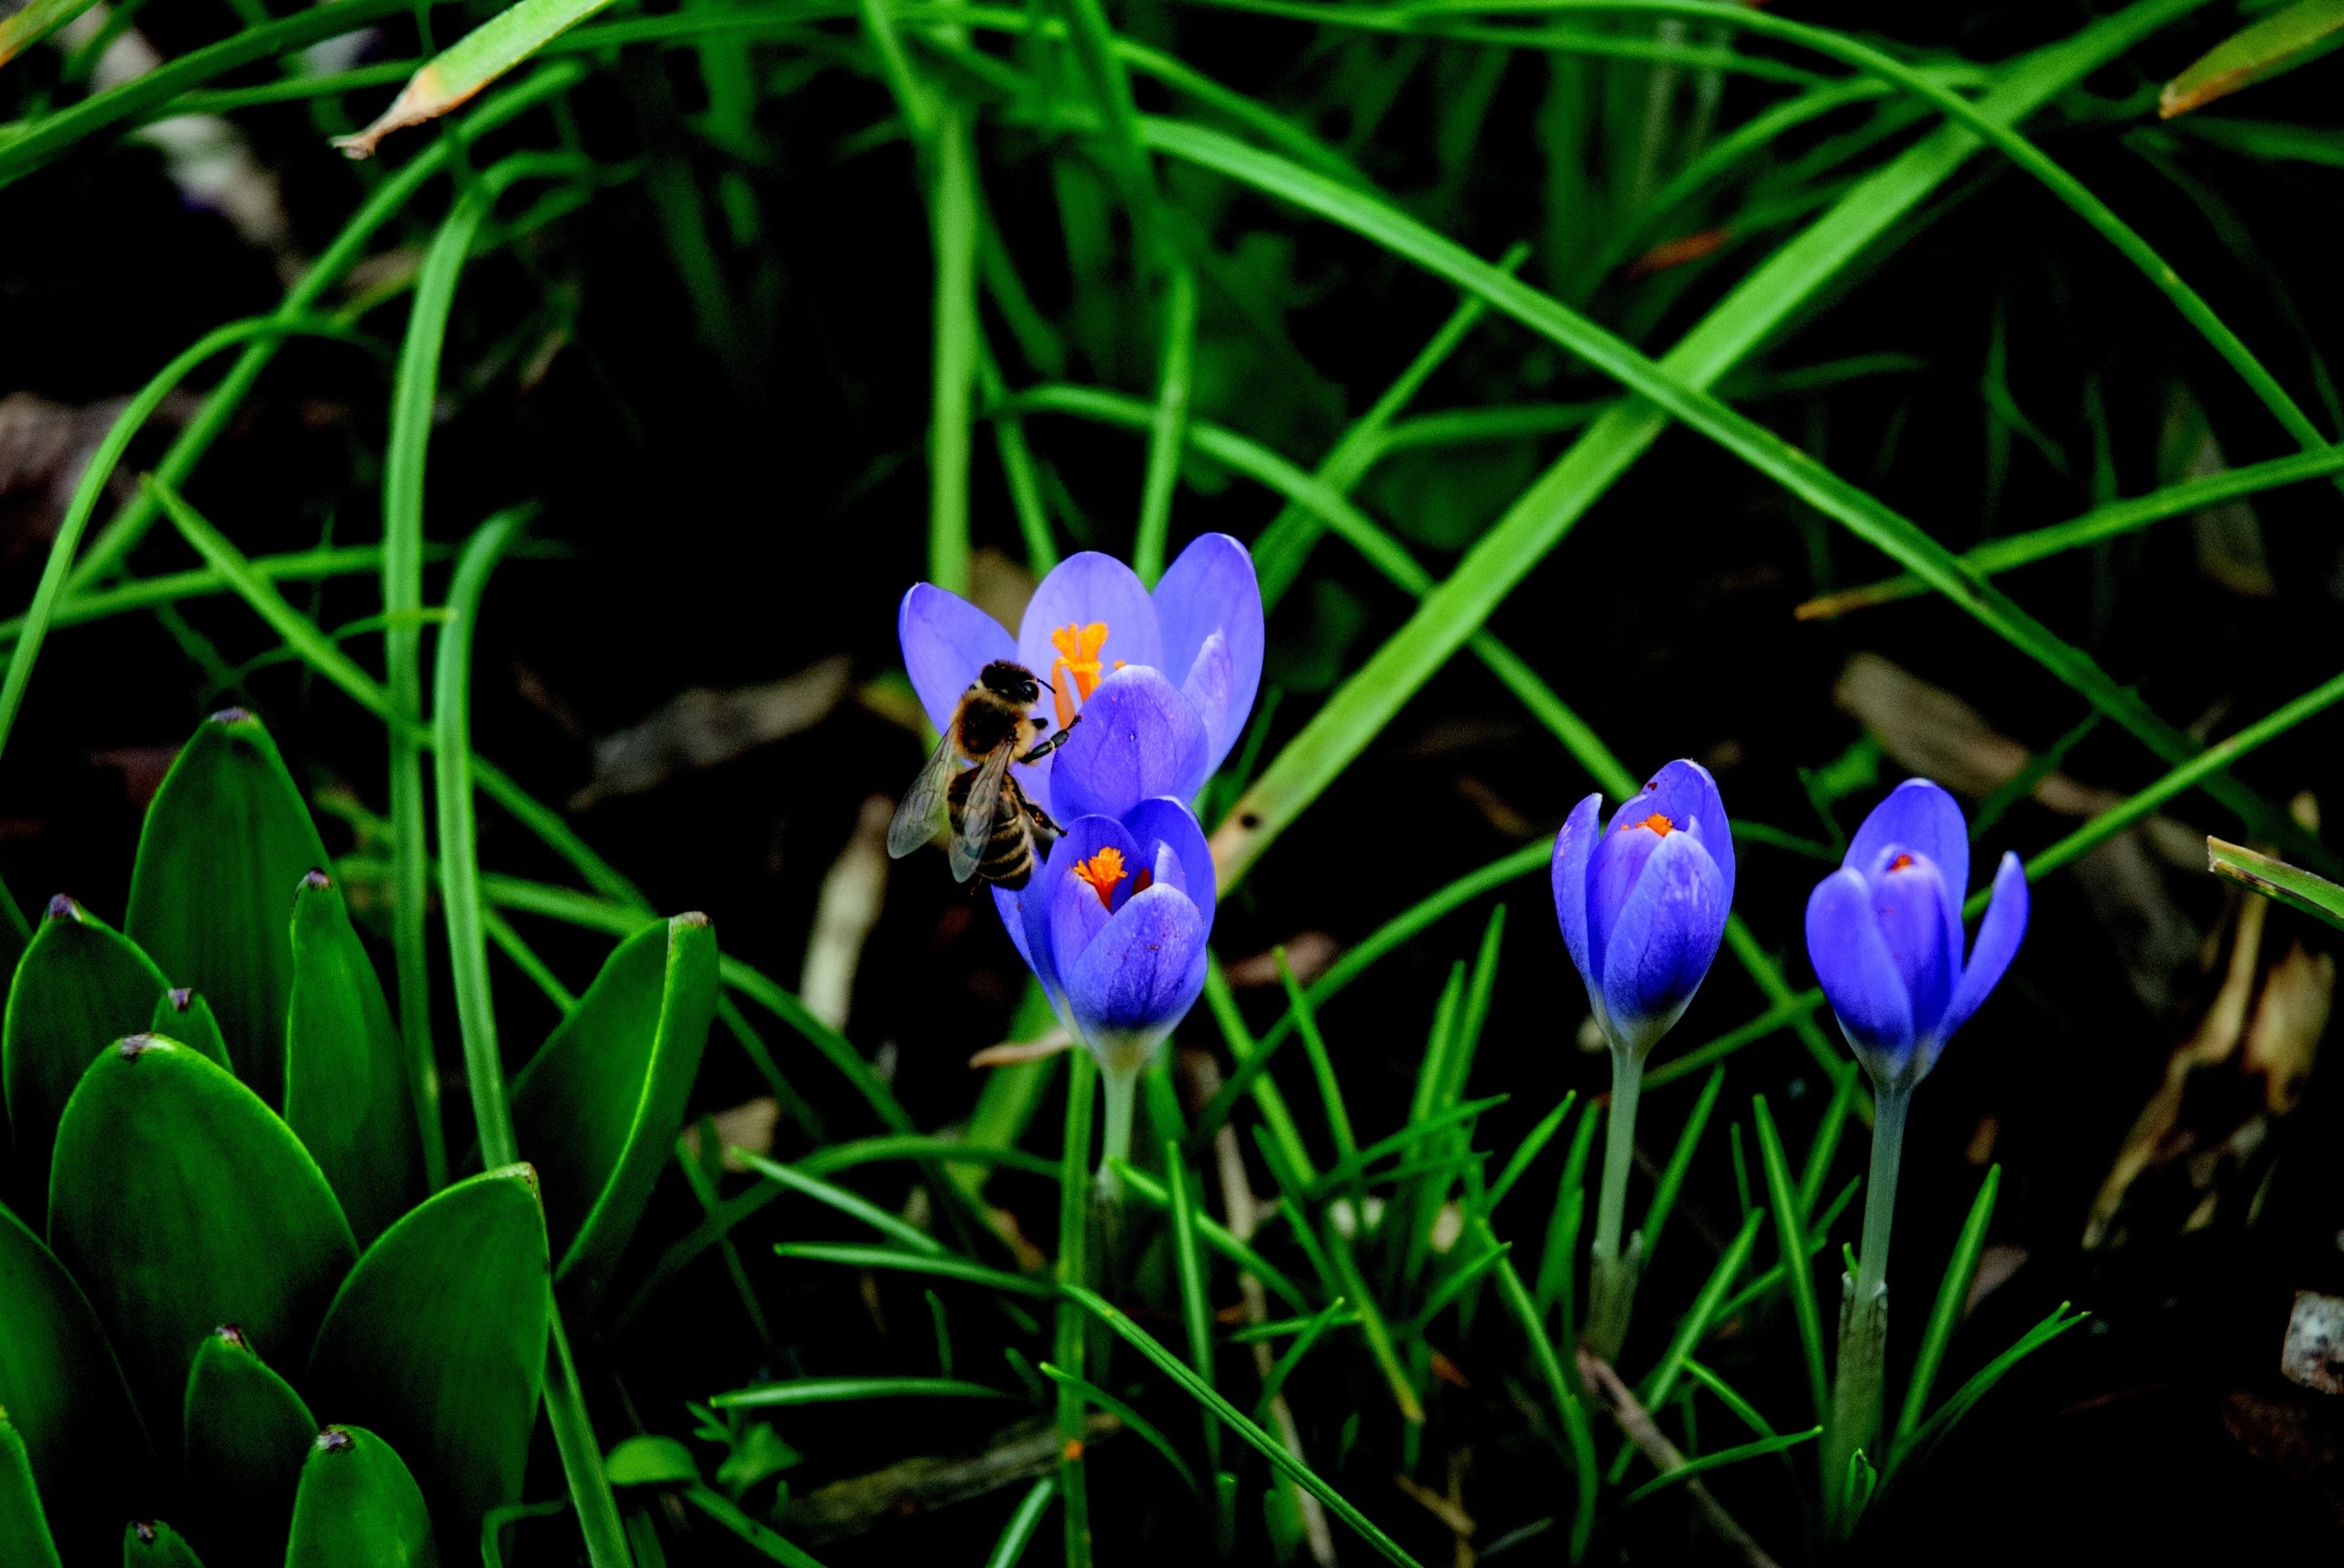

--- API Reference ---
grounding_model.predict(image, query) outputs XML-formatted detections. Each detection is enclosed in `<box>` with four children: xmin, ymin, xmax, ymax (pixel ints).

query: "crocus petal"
<box><xmin>1596</xmin><ymin>830</ymin><xmax>1727</xmax><ymax>1055</ymax></box>
<box><xmin>993</xmin><ymin>884</ymin><xmax>1036</xmax><ymax>971</ymax></box>
<box><xmin>1588</xmin><ymin>819</ymin><xmax>1666</xmax><ymax>978</ymax></box>
<box><xmin>1849</xmin><ymin>778</ymin><xmax>1969</xmax><ymax>927</ymax></box>
<box><xmin>899</xmin><ymin>583</ymin><xmax>1016</xmax><ymax>734</ymax></box>
<box><xmin>1154</xmin><ymin>534</ymin><xmax>1264</xmax><ymax>773</ymax></box>
<box><xmin>1016</xmin><ymin>551</ymin><xmax>1164</xmax><ymax>701</ymax></box>
<box><xmin>1806</xmin><ymin>867</ymin><xmax>1916</xmax><ymax>1076</ymax></box>
<box><xmin>1179</xmin><ymin>630</ymin><xmax>1235</xmax><ymax>774</ymax></box>
<box><xmin>1123</xmin><ymin>795</ymin><xmax>1216</xmax><ymax>933</ymax></box>
<box><xmin>1636</xmin><ymin>759</ymin><xmax>1734</xmax><ymax>908</ymax></box>
<box><xmin>1022</xmin><ymin>816</ymin><xmax>1133</xmax><ymax>1005</ymax></box>
<box><xmin>1869</xmin><ymin>853</ymin><xmax>1958</xmax><ymax>1037</ymax></box>
<box><xmin>1934</xmin><ymin>850</ymin><xmax>2029</xmax><ymax>1046</ymax></box>
<box><xmin>1552</xmin><ymin>794</ymin><xmax>1602</xmax><ymax>985</ymax></box>
<box><xmin>1049</xmin><ymin>665</ymin><xmax>1212</xmax><ymax>819</ymax></box>
<box><xmin>1064</xmin><ymin>883</ymin><xmax>1209</xmax><ymax>1073</ymax></box>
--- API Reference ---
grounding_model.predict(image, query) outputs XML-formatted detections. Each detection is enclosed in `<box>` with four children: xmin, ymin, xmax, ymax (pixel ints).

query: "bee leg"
<box><xmin>1028</xmin><ymin>802</ymin><xmax>1065</xmax><ymax>838</ymax></box>
<box><xmin>1016</xmin><ymin>710</ymin><xmax>1081</xmax><ymax>764</ymax></box>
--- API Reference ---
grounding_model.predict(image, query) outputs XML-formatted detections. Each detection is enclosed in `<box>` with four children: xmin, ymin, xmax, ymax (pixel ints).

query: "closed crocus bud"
<box><xmin>1805</xmin><ymin>777</ymin><xmax>2029</xmax><ymax>1089</ymax></box>
<box><xmin>1552</xmin><ymin>760</ymin><xmax>1735</xmax><ymax>1059</ymax></box>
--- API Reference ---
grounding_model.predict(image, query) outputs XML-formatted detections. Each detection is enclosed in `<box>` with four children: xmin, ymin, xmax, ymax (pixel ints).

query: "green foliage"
<box><xmin>182</xmin><ymin>1328</ymin><xmax>314</xmax><ymax>1564</ymax></box>
<box><xmin>3</xmin><ymin>899</ymin><xmax>172</xmax><ymax>1223</ymax></box>
<box><xmin>508</xmin><ymin>914</ymin><xmax>720</xmax><ymax>1306</ymax></box>
<box><xmin>285</xmin><ymin>1426</ymin><xmax>440</xmax><ymax>1568</ymax></box>
<box><xmin>306</xmin><ymin>1167</ymin><xmax>550</xmax><ymax>1540</ymax></box>
<box><xmin>125</xmin><ymin>709</ymin><xmax>331</xmax><ymax>1108</ymax></box>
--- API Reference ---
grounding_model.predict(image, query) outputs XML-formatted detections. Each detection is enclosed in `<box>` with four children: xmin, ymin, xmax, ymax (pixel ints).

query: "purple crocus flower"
<box><xmin>1552</xmin><ymin>760</ymin><xmax>1735</xmax><ymax>1058</ymax></box>
<box><xmin>1021</xmin><ymin>798</ymin><xmax>1215</xmax><ymax>1077</ymax></box>
<box><xmin>1805</xmin><ymin>777</ymin><xmax>2029</xmax><ymax>1089</ymax></box>
<box><xmin>896</xmin><ymin>537</ymin><xmax>1264</xmax><ymax>819</ymax></box>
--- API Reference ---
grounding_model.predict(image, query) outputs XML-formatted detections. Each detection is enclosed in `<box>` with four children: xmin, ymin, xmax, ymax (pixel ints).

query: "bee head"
<box><xmin>978</xmin><ymin>661</ymin><xmax>1042</xmax><ymax>708</ymax></box>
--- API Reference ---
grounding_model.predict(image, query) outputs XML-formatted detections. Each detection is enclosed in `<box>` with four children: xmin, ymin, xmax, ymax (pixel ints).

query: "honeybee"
<box><xmin>888</xmin><ymin>661</ymin><xmax>1079</xmax><ymax>890</ymax></box>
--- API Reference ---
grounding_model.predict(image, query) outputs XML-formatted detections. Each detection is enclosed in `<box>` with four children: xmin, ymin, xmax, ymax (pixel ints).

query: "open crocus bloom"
<box><xmin>1805</xmin><ymin>777</ymin><xmax>2029</xmax><ymax>1088</ymax></box>
<box><xmin>1019</xmin><ymin>800</ymin><xmax>1215</xmax><ymax>1076</ymax></box>
<box><xmin>1552</xmin><ymin>760</ymin><xmax>1735</xmax><ymax>1058</ymax></box>
<box><xmin>896</xmin><ymin>536</ymin><xmax>1264</xmax><ymax>817</ymax></box>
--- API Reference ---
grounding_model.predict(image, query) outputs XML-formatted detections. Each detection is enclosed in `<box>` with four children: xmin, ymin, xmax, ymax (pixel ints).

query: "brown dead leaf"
<box><xmin>1963</xmin><ymin>1244</ymin><xmax>2030</xmax><ymax>1318</ymax></box>
<box><xmin>800</xmin><ymin>795</ymin><xmax>893</xmax><ymax>1033</ymax></box>
<box><xmin>1454</xmin><ymin>774</ymin><xmax>1533</xmax><ymax>838</ymax></box>
<box><xmin>570</xmin><ymin>654</ymin><xmax>852</xmax><ymax>808</ymax></box>
<box><xmin>1223</xmin><ymin>931</ymin><xmax>1343</xmax><ymax>989</ymax></box>
<box><xmin>679</xmin><ymin>1098</ymin><xmax>782</xmax><ymax>1173</ymax></box>
<box><xmin>2241</xmin><ymin>939</ymin><xmax>2333</xmax><ymax>1114</ymax></box>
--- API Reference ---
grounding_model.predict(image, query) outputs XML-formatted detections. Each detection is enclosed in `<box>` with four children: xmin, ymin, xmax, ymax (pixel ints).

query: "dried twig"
<box><xmin>1577</xmin><ymin>1349</ymin><xmax>1783</xmax><ymax>1568</ymax></box>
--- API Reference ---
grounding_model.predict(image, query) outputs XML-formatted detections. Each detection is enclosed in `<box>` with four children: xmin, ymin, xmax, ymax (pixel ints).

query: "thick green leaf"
<box><xmin>603</xmin><ymin>1435</ymin><xmax>699</xmax><ymax>1486</ymax></box>
<box><xmin>125</xmin><ymin>709</ymin><xmax>332</xmax><ymax>1108</ymax></box>
<box><xmin>123</xmin><ymin>1519</ymin><xmax>206</xmax><ymax>1566</ymax></box>
<box><xmin>4</xmin><ymin>895</ymin><xmax>169</xmax><ymax>1212</ymax></box>
<box><xmin>148</xmin><ymin>989</ymin><xmax>230</xmax><ymax>1072</ymax></box>
<box><xmin>182</xmin><ymin>1325</ymin><xmax>314</xmax><ymax>1564</ymax></box>
<box><xmin>510</xmin><ymin>913</ymin><xmax>718</xmax><ymax>1305</ymax></box>
<box><xmin>285</xmin><ymin>1425</ymin><xmax>440</xmax><ymax>1568</ymax></box>
<box><xmin>2162</xmin><ymin>0</ymin><xmax>2344</xmax><ymax>116</ymax></box>
<box><xmin>285</xmin><ymin>870</ymin><xmax>422</xmax><ymax>1246</ymax></box>
<box><xmin>48</xmin><ymin>1035</ymin><xmax>356</xmax><ymax>1438</ymax></box>
<box><xmin>0</xmin><ymin>1203</ymin><xmax>145</xmax><ymax>1554</ymax></box>
<box><xmin>305</xmin><ymin>1165</ymin><xmax>549</xmax><ymax>1541</ymax></box>
<box><xmin>0</xmin><ymin>1405</ymin><xmax>62</xmax><ymax>1568</ymax></box>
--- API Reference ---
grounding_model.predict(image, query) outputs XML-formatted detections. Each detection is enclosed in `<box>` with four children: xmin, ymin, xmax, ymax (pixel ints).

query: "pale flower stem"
<box><xmin>1593</xmin><ymin>1044</ymin><xmax>1644</xmax><ymax>1263</ymax></box>
<box><xmin>1096</xmin><ymin>1061</ymin><xmax>1138</xmax><ymax>1199</ymax></box>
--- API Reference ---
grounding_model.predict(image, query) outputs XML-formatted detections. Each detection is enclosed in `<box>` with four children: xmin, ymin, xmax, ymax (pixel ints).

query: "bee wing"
<box><xmin>951</xmin><ymin>741</ymin><xmax>1017</xmax><ymax>883</ymax></box>
<box><xmin>888</xmin><ymin>731</ymin><xmax>960</xmax><ymax>860</ymax></box>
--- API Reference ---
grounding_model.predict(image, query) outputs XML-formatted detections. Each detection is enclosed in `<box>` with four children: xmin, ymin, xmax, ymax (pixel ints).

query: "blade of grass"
<box><xmin>1621</xmin><ymin>1427</ymin><xmax>1820</xmax><ymax>1508</ymax></box>
<box><xmin>1472</xmin><ymin>1217</ymin><xmax>1597</xmax><ymax>1561</ymax></box>
<box><xmin>1798</xmin><ymin>1065</ymin><xmax>1858</xmax><ymax>1217</ymax></box>
<box><xmin>1106</xmin><ymin>1160</ymin><xmax>1314</xmax><ymax>1313</ymax></box>
<box><xmin>2208</xmin><ymin>837</ymin><xmax>2344</xmax><ymax>933</ymax></box>
<box><xmin>985</xmin><ymin>1476</ymin><xmax>1058</xmax><ymax>1568</ymax></box>
<box><xmin>1407</xmin><ymin>1240</ymin><xmax>1510</xmax><ymax>1335</ymax></box>
<box><xmin>773</xmin><ymin>1242</ymin><xmax>1058</xmax><ymax>1297</ymax></box>
<box><xmin>1682</xmin><ymin>1357</ymin><xmax>1774</xmax><ymax>1441</ymax></box>
<box><xmin>737</xmin><ymin>1152</ymin><xmax>949</xmax><ymax>1256</ymax></box>
<box><xmin>1797</xmin><ymin>440</ymin><xmax>2344</xmax><ymax>619</ymax></box>
<box><xmin>928</xmin><ymin>100</ymin><xmax>978</xmax><ymax>594</ymax></box>
<box><xmin>1479</xmin><ymin>1092</ymin><xmax>1575</xmax><ymax>1221</ymax></box>
<box><xmin>1752</xmin><ymin>1096</ymin><xmax>1829</xmax><ymax>1426</ymax></box>
<box><xmin>1134</xmin><ymin>265</ymin><xmax>1197</xmax><ymax>585</ymax></box>
<box><xmin>1636</xmin><ymin>1066</ymin><xmax>1722</xmax><ymax>1269</ymax></box>
<box><xmin>1887</xmin><ymin>1302</ymin><xmax>2089</xmax><ymax>1483</ymax></box>
<box><xmin>1166</xmin><ymin>1139</ymin><xmax>1225</xmax><ymax>1492</ymax></box>
<box><xmin>1040</xmin><ymin>1362</ymin><xmax>1202</xmax><ymax>1494</ymax></box>
<box><xmin>1056</xmin><ymin>1045</ymin><xmax>1098</xmax><ymax>1568</ymax></box>
<box><xmin>1281</xmin><ymin>948</ymin><xmax>1364</xmax><ymax>1206</ymax></box>
<box><xmin>1890</xmin><ymin>1164</ymin><xmax>1999</xmax><ymax>1470</ymax></box>
<box><xmin>432</xmin><ymin>504</ymin><xmax>534</xmax><ymax>1179</ymax></box>
<box><xmin>1711</xmin><ymin>1175</ymin><xmax>1861</xmax><ymax>1325</ymax></box>
<box><xmin>333</xmin><ymin>0</ymin><xmax>626</xmax><ymax>157</ymax></box>
<box><xmin>1063</xmin><ymin>1284</ymin><xmax>1431</xmax><ymax>1568</ymax></box>
<box><xmin>545</xmin><ymin>1309</ymin><xmax>635</xmax><ymax>1568</ymax></box>
<box><xmin>1253</xmin><ymin>1294</ymin><xmax>1353</xmax><ymax>1416</ymax></box>
<box><xmin>712</xmin><ymin>1377</ymin><xmax>1015</xmax><ymax>1408</ymax></box>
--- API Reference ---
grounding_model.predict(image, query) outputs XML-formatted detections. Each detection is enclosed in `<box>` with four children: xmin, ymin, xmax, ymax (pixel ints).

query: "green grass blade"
<box><xmin>334</xmin><ymin>0</ymin><xmax>624</xmax><ymax>157</ymax></box>
<box><xmin>681</xmin><ymin>1482</ymin><xmax>830</xmax><ymax>1568</ymax></box>
<box><xmin>984</xmin><ymin>1476</ymin><xmax>1057</xmax><ymax>1568</ymax></box>
<box><xmin>1481</xmin><ymin>1093</ymin><xmax>1575</xmax><ymax>1220</ymax></box>
<box><xmin>1253</xmin><ymin>1295</ymin><xmax>1352</xmax><ymax>1416</ymax></box>
<box><xmin>1109</xmin><ymin>1161</ymin><xmax>1314</xmax><ymax>1314</ymax></box>
<box><xmin>711</xmin><ymin>1377</ymin><xmax>1015</xmax><ymax>1409</ymax></box>
<box><xmin>0</xmin><ymin>0</ymin><xmax>102</xmax><ymax>66</ymax></box>
<box><xmin>1280</xmin><ymin>948</ymin><xmax>1363</xmax><ymax>1198</ymax></box>
<box><xmin>1752</xmin><ymin>1097</ymin><xmax>1829</xmax><ymax>1425</ymax></box>
<box><xmin>774</xmin><ymin>1243</ymin><xmax>1057</xmax><ymax>1298</ymax></box>
<box><xmin>1891</xmin><ymin>1165</ymin><xmax>2000</xmax><ymax>1467</ymax></box>
<box><xmin>1408</xmin><ymin>1240</ymin><xmax>1511</xmax><ymax>1335</ymax></box>
<box><xmin>2161</xmin><ymin>0</ymin><xmax>2344</xmax><ymax>116</ymax></box>
<box><xmin>1634</xmin><ymin>1209</ymin><xmax>1763</xmax><ymax>1411</ymax></box>
<box><xmin>1637</xmin><ymin>1067</ymin><xmax>1722</xmax><ymax>1269</ymax></box>
<box><xmin>1055</xmin><ymin>1046</ymin><xmax>1096</xmax><ymax>1568</ymax></box>
<box><xmin>1890</xmin><ymin>1303</ymin><xmax>2089</xmax><ymax>1483</ymax></box>
<box><xmin>429</xmin><ymin>507</ymin><xmax>532</xmax><ymax>1181</ymax></box>
<box><xmin>544</xmin><ymin>1310</ymin><xmax>635</xmax><ymax>1568</ymax></box>
<box><xmin>1472</xmin><ymin>1219</ymin><xmax>1597</xmax><ymax>1561</ymax></box>
<box><xmin>736</xmin><ymin>1152</ymin><xmax>949</xmax><ymax>1256</ymax></box>
<box><xmin>1063</xmin><ymin>1284</ymin><xmax>1430</xmax><ymax>1568</ymax></box>
<box><xmin>1798</xmin><ymin>1067</ymin><xmax>1858</xmax><ymax>1217</ymax></box>
<box><xmin>1620</xmin><ymin>1427</ymin><xmax>1820</xmax><ymax>1509</ymax></box>
<box><xmin>1681</xmin><ymin>1357</ymin><xmax>1775</xmax><ymax>1441</ymax></box>
<box><xmin>1134</xmin><ymin>265</ymin><xmax>1198</xmax><ymax>585</ymax></box>
<box><xmin>1039</xmin><ymin>1363</ymin><xmax>1200</xmax><ymax>1495</ymax></box>
<box><xmin>1188</xmin><ymin>843</ymin><xmax>1548</xmax><ymax>1145</ymax></box>
<box><xmin>2208</xmin><ymin>838</ymin><xmax>2344</xmax><ymax>934</ymax></box>
<box><xmin>1165</xmin><ymin>1139</ymin><xmax>1224</xmax><ymax>1486</ymax></box>
<box><xmin>928</xmin><ymin>103</ymin><xmax>979</xmax><ymax>595</ymax></box>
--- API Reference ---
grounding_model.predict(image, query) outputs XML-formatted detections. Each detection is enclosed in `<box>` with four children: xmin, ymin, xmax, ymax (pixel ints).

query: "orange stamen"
<box><xmin>1638</xmin><ymin>812</ymin><xmax>1675</xmax><ymax>837</ymax></box>
<box><xmin>1071</xmin><ymin>845</ymin><xmax>1130</xmax><ymax>907</ymax></box>
<box><xmin>1049</xmin><ymin>622</ymin><xmax>1111</xmax><ymax>730</ymax></box>
<box><xmin>1890</xmin><ymin>853</ymin><xmax>1915</xmax><ymax>871</ymax></box>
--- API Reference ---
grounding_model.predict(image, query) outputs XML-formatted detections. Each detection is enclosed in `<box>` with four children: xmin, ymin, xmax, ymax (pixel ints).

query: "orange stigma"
<box><xmin>1638</xmin><ymin>812</ymin><xmax>1676</xmax><ymax>837</ymax></box>
<box><xmin>1071</xmin><ymin>845</ymin><xmax>1130</xmax><ymax>906</ymax></box>
<box><xmin>1890</xmin><ymin>853</ymin><xmax>1915</xmax><ymax>871</ymax></box>
<box><xmin>1049</xmin><ymin>622</ymin><xmax>1110</xmax><ymax>730</ymax></box>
